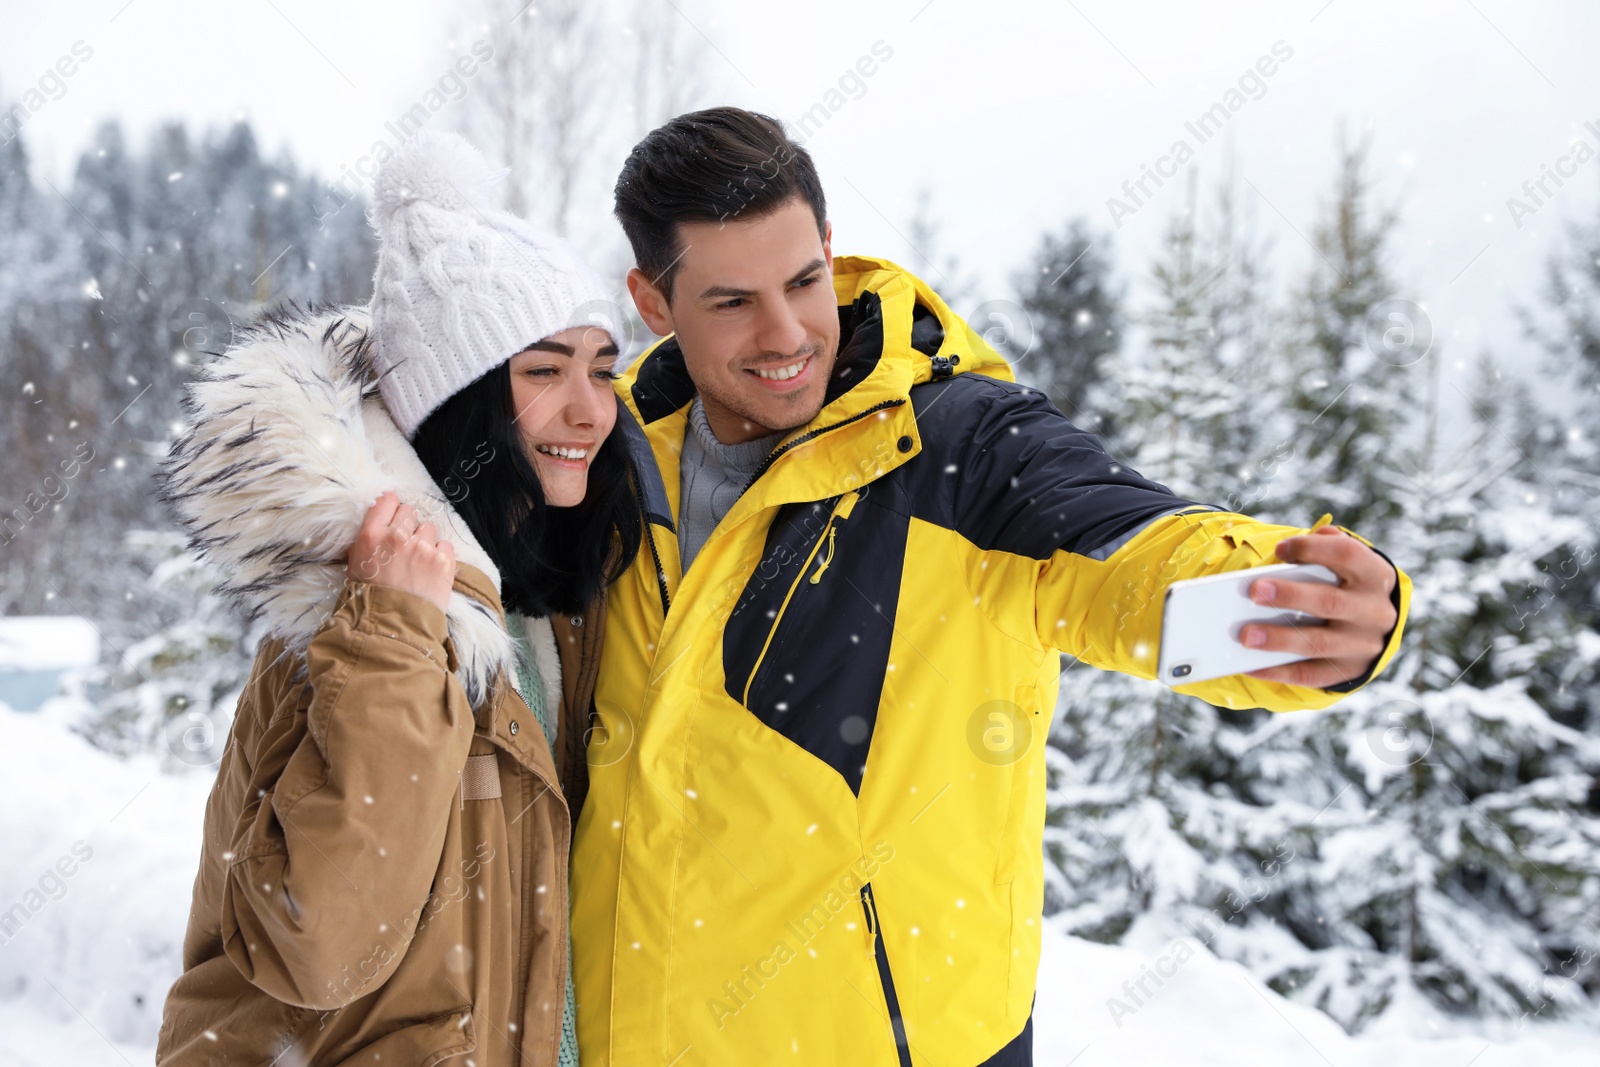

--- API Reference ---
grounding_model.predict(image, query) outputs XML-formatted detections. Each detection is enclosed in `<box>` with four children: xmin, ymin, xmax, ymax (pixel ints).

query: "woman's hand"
<box><xmin>346</xmin><ymin>491</ymin><xmax>457</xmax><ymax>613</ymax></box>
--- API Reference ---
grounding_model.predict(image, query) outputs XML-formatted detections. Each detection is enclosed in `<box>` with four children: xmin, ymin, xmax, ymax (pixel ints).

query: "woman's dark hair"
<box><xmin>411</xmin><ymin>362</ymin><xmax>642</xmax><ymax>617</ymax></box>
<box><xmin>614</xmin><ymin>106</ymin><xmax>827</xmax><ymax>303</ymax></box>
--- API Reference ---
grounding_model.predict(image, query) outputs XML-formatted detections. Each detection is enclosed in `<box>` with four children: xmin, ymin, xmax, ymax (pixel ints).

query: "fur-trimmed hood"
<box><xmin>160</xmin><ymin>303</ymin><xmax>556</xmax><ymax>710</ymax></box>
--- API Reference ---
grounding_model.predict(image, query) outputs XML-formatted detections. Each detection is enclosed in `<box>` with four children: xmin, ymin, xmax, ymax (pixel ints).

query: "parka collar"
<box><xmin>616</xmin><ymin>256</ymin><xmax>1016</xmax><ymax>542</ymax></box>
<box><xmin>160</xmin><ymin>304</ymin><xmax>517</xmax><ymax>707</ymax></box>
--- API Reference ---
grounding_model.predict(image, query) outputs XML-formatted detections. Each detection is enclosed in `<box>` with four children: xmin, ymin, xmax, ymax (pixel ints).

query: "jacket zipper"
<box><xmin>741</xmin><ymin>490</ymin><xmax>859</xmax><ymax>706</ymax></box>
<box><xmin>743</xmin><ymin>398</ymin><xmax>907</xmax><ymax>490</ymax></box>
<box><xmin>860</xmin><ymin>883</ymin><xmax>913</xmax><ymax>1067</ymax></box>
<box><xmin>642</xmin><ymin>517</ymin><xmax>672</xmax><ymax>616</ymax></box>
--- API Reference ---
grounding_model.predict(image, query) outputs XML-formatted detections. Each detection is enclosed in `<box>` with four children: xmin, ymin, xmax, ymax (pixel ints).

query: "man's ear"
<box><xmin>822</xmin><ymin>219</ymin><xmax>833</xmax><ymax>267</ymax></box>
<box><xmin>627</xmin><ymin>267</ymin><xmax>675</xmax><ymax>337</ymax></box>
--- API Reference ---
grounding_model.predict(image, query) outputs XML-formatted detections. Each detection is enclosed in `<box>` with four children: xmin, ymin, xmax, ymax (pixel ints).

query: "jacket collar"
<box><xmin>160</xmin><ymin>304</ymin><xmax>516</xmax><ymax>706</ymax></box>
<box><xmin>616</xmin><ymin>256</ymin><xmax>1015</xmax><ymax>545</ymax></box>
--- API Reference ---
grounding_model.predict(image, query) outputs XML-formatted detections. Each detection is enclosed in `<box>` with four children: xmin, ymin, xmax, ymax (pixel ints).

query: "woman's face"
<box><xmin>508</xmin><ymin>325</ymin><xmax>621</xmax><ymax>507</ymax></box>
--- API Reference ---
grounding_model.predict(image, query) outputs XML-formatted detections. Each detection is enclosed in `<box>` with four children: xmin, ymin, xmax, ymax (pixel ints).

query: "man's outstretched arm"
<box><xmin>950</xmin><ymin>378</ymin><xmax>1410</xmax><ymax>712</ymax></box>
<box><xmin>1042</xmin><ymin>507</ymin><xmax>1409</xmax><ymax>711</ymax></box>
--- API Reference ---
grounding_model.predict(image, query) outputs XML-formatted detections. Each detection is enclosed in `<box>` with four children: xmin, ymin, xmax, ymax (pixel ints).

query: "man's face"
<box><xmin>627</xmin><ymin>198</ymin><xmax>839</xmax><ymax>445</ymax></box>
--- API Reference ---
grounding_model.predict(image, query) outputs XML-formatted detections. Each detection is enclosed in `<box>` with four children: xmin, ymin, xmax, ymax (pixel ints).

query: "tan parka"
<box><xmin>153</xmin><ymin>306</ymin><xmax>608</xmax><ymax>1066</ymax></box>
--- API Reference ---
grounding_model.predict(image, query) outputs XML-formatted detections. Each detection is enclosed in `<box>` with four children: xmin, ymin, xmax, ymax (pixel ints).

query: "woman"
<box><xmin>155</xmin><ymin>131</ymin><xmax>638</xmax><ymax>1066</ymax></box>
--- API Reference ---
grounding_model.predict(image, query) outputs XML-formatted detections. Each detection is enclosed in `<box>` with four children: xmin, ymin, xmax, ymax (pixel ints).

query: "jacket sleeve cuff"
<box><xmin>333</xmin><ymin>579</ymin><xmax>452</xmax><ymax>661</ymax></box>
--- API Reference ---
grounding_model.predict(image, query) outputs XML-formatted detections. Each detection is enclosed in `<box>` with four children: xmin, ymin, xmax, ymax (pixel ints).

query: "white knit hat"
<box><xmin>367</xmin><ymin>131</ymin><xmax>624</xmax><ymax>438</ymax></box>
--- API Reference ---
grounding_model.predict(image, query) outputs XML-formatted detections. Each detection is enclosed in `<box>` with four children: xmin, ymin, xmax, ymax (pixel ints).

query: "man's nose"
<box><xmin>754</xmin><ymin>298</ymin><xmax>808</xmax><ymax>357</ymax></box>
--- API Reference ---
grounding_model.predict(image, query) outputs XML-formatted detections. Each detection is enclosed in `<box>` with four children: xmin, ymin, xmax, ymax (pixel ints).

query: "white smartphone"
<box><xmin>1156</xmin><ymin>562</ymin><xmax>1340</xmax><ymax>686</ymax></box>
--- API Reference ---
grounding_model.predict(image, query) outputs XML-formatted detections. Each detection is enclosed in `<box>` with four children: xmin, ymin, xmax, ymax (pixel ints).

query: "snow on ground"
<box><xmin>0</xmin><ymin>618</ymin><xmax>100</xmax><ymax>670</ymax></box>
<box><xmin>1031</xmin><ymin>929</ymin><xmax>1599</xmax><ymax>1065</ymax></box>
<box><xmin>0</xmin><ymin>699</ymin><xmax>209</xmax><ymax>1065</ymax></box>
<box><xmin>1</xmin><ymin>700</ymin><xmax>1595</xmax><ymax>1066</ymax></box>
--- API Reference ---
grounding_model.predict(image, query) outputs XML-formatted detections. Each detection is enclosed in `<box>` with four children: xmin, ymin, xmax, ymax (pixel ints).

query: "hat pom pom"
<box><xmin>370</xmin><ymin>131</ymin><xmax>504</xmax><ymax>231</ymax></box>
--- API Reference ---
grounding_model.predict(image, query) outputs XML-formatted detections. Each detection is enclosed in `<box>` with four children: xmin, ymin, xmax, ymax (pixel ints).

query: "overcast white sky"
<box><xmin>4</xmin><ymin>0</ymin><xmax>1599</xmax><ymax>413</ymax></box>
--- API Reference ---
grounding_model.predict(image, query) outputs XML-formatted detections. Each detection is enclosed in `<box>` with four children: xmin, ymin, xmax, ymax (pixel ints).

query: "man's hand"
<box><xmin>1240</xmin><ymin>525</ymin><xmax>1399</xmax><ymax>689</ymax></box>
<box><xmin>347</xmin><ymin>491</ymin><xmax>457</xmax><ymax>614</ymax></box>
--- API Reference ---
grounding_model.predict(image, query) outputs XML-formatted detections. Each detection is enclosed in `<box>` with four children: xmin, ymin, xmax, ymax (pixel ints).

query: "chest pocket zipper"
<box><xmin>809</xmin><ymin>489</ymin><xmax>859</xmax><ymax>584</ymax></box>
<box><xmin>741</xmin><ymin>490</ymin><xmax>861</xmax><ymax>706</ymax></box>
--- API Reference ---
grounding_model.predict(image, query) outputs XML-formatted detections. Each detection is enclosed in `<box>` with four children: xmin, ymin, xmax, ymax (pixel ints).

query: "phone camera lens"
<box><xmin>1171</xmin><ymin>664</ymin><xmax>1192</xmax><ymax>678</ymax></box>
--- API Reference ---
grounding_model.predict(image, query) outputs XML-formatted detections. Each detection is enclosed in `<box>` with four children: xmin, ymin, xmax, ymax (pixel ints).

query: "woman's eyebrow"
<box><xmin>520</xmin><ymin>339</ymin><xmax>575</xmax><ymax>355</ymax></box>
<box><xmin>515</xmin><ymin>340</ymin><xmax>620</xmax><ymax>359</ymax></box>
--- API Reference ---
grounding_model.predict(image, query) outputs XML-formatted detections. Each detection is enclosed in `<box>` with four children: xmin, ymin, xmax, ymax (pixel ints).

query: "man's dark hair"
<box><xmin>614</xmin><ymin>106</ymin><xmax>827</xmax><ymax>303</ymax></box>
<box><xmin>412</xmin><ymin>363</ymin><xmax>643</xmax><ymax>617</ymax></box>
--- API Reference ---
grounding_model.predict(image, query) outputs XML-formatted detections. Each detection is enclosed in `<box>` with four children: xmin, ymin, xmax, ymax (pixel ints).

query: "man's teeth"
<box><xmin>752</xmin><ymin>357</ymin><xmax>809</xmax><ymax>381</ymax></box>
<box><xmin>536</xmin><ymin>445</ymin><xmax>588</xmax><ymax>460</ymax></box>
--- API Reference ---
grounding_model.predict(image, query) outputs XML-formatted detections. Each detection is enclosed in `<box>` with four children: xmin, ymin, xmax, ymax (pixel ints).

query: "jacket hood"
<box><xmin>159</xmin><ymin>304</ymin><xmax>521</xmax><ymax>707</ymax></box>
<box><xmin>832</xmin><ymin>254</ymin><xmax>1015</xmax><ymax>388</ymax></box>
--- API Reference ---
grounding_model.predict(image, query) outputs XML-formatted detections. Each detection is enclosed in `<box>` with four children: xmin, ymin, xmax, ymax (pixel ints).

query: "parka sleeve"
<box><xmin>1034</xmin><ymin>507</ymin><xmax>1410</xmax><ymax>711</ymax></box>
<box><xmin>953</xmin><ymin>381</ymin><xmax>1410</xmax><ymax>712</ymax></box>
<box><xmin>219</xmin><ymin>579</ymin><xmax>476</xmax><ymax>1010</ymax></box>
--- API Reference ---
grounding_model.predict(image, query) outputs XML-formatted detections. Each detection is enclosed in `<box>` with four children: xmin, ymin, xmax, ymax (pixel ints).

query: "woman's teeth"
<box><xmin>536</xmin><ymin>445</ymin><xmax>588</xmax><ymax>460</ymax></box>
<box><xmin>752</xmin><ymin>357</ymin><xmax>809</xmax><ymax>381</ymax></box>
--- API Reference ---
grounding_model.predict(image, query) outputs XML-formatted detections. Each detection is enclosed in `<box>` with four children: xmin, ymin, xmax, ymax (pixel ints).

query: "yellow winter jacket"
<box><xmin>571</xmin><ymin>257</ymin><xmax>1410</xmax><ymax>1066</ymax></box>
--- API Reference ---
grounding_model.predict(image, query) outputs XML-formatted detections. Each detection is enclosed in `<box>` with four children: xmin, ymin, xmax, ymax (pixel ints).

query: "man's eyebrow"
<box><xmin>698</xmin><ymin>283</ymin><xmax>754</xmax><ymax>300</ymax></box>
<box><xmin>697</xmin><ymin>258</ymin><xmax>826</xmax><ymax>301</ymax></box>
<box><xmin>786</xmin><ymin>258</ymin><xmax>826</xmax><ymax>286</ymax></box>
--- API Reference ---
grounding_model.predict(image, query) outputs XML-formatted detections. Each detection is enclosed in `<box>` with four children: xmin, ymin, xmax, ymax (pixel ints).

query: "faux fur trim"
<box><xmin>159</xmin><ymin>303</ymin><xmax>522</xmax><ymax>706</ymax></box>
<box><xmin>520</xmin><ymin>614</ymin><xmax>564</xmax><ymax>726</ymax></box>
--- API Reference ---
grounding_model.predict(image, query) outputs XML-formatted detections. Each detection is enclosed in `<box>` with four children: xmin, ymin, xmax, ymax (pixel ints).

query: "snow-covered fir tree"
<box><xmin>0</xmin><ymin>118</ymin><xmax>374</xmax><ymax>633</ymax></box>
<box><xmin>1046</xmin><ymin>140</ymin><xmax>1600</xmax><ymax>1033</ymax></box>
<box><xmin>1263</xmin><ymin>132</ymin><xmax>1417</xmax><ymax>535</ymax></box>
<box><xmin>1046</xmin><ymin>162</ymin><xmax>1300</xmax><ymax>954</ymax></box>
<box><xmin>1013</xmin><ymin>216</ymin><xmax>1123</xmax><ymax>439</ymax></box>
<box><xmin>1217</xmin><ymin>347</ymin><xmax>1600</xmax><ymax>1030</ymax></box>
<box><xmin>0</xmin><ymin>116</ymin><xmax>377</xmax><ymax>758</ymax></box>
<box><xmin>1098</xmin><ymin>164</ymin><xmax>1275</xmax><ymax>503</ymax></box>
<box><xmin>1525</xmin><ymin>190</ymin><xmax>1600</xmax><ymax>729</ymax></box>
<box><xmin>85</xmin><ymin>530</ymin><xmax>257</xmax><ymax>770</ymax></box>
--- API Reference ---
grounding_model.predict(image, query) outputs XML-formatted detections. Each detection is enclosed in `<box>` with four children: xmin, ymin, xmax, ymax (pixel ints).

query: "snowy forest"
<box><xmin>3</xmin><ymin>0</ymin><xmax>1600</xmax><ymax>1061</ymax></box>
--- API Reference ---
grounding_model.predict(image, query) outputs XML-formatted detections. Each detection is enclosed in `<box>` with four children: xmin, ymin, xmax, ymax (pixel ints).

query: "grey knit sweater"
<box><xmin>677</xmin><ymin>398</ymin><xmax>783</xmax><ymax>572</ymax></box>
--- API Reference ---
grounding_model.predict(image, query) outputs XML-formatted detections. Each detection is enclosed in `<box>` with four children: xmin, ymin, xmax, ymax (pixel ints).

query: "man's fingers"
<box><xmin>1238</xmin><ymin>620</ymin><xmax>1384</xmax><ymax>661</ymax></box>
<box><xmin>1250</xmin><ymin>575</ymin><xmax>1349</xmax><ymax>620</ymax></box>
<box><xmin>1274</xmin><ymin>527</ymin><xmax>1358</xmax><ymax>573</ymax></box>
<box><xmin>1245</xmin><ymin>656</ymin><xmax>1371</xmax><ymax>688</ymax></box>
<box><xmin>1276</xmin><ymin>527</ymin><xmax>1390</xmax><ymax>590</ymax></box>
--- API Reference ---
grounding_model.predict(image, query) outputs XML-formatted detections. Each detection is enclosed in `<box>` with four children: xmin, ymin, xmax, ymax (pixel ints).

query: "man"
<box><xmin>571</xmin><ymin>107</ymin><xmax>1409</xmax><ymax>1066</ymax></box>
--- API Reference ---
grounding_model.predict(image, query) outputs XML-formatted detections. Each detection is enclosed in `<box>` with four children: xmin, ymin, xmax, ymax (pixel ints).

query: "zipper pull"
<box><xmin>809</xmin><ymin>527</ymin><xmax>837</xmax><ymax>584</ymax></box>
<box><xmin>860</xmin><ymin>885</ymin><xmax>879</xmax><ymax>953</ymax></box>
<box><xmin>808</xmin><ymin>491</ymin><xmax>860</xmax><ymax>585</ymax></box>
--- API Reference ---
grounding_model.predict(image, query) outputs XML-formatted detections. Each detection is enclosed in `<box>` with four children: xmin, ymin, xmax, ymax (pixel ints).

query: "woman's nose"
<box><xmin>563</xmin><ymin>374</ymin><xmax>604</xmax><ymax>428</ymax></box>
